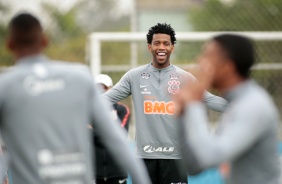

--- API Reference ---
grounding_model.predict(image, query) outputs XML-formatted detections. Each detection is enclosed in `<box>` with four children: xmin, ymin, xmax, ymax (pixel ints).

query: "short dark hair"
<box><xmin>8</xmin><ymin>12</ymin><xmax>43</xmax><ymax>47</ymax></box>
<box><xmin>212</xmin><ymin>34</ymin><xmax>255</xmax><ymax>78</ymax></box>
<box><xmin>147</xmin><ymin>23</ymin><xmax>176</xmax><ymax>45</ymax></box>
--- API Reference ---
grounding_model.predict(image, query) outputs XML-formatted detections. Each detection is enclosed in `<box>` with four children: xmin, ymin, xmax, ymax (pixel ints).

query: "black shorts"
<box><xmin>143</xmin><ymin>159</ymin><xmax>187</xmax><ymax>184</ymax></box>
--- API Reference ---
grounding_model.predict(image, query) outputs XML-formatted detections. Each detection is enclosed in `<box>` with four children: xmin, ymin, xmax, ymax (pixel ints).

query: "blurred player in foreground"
<box><xmin>0</xmin><ymin>12</ymin><xmax>151</xmax><ymax>184</ymax></box>
<box><xmin>94</xmin><ymin>74</ymin><xmax>130</xmax><ymax>184</ymax></box>
<box><xmin>103</xmin><ymin>23</ymin><xmax>227</xmax><ymax>184</ymax></box>
<box><xmin>175</xmin><ymin>34</ymin><xmax>280</xmax><ymax>184</ymax></box>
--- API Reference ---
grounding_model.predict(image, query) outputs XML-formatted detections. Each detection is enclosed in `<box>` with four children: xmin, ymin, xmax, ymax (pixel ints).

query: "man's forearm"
<box><xmin>204</xmin><ymin>91</ymin><xmax>227</xmax><ymax>112</ymax></box>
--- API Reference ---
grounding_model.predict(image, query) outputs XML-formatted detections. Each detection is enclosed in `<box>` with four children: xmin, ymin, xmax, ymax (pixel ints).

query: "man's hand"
<box><xmin>197</xmin><ymin>58</ymin><xmax>215</xmax><ymax>90</ymax></box>
<box><xmin>174</xmin><ymin>78</ymin><xmax>205</xmax><ymax>116</ymax></box>
<box><xmin>174</xmin><ymin>59</ymin><xmax>215</xmax><ymax>116</ymax></box>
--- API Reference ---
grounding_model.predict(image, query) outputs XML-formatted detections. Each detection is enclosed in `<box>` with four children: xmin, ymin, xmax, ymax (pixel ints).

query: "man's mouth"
<box><xmin>156</xmin><ymin>52</ymin><xmax>166</xmax><ymax>60</ymax></box>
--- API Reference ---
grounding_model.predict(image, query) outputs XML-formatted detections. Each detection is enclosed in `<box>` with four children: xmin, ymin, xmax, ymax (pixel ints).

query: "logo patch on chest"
<box><xmin>170</xmin><ymin>73</ymin><xmax>179</xmax><ymax>80</ymax></box>
<box><xmin>141</xmin><ymin>73</ymin><xmax>150</xmax><ymax>79</ymax></box>
<box><xmin>168</xmin><ymin>80</ymin><xmax>180</xmax><ymax>94</ymax></box>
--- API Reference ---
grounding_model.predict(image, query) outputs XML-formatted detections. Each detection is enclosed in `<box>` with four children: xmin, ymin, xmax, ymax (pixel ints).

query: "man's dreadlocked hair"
<box><xmin>147</xmin><ymin>23</ymin><xmax>176</xmax><ymax>45</ymax></box>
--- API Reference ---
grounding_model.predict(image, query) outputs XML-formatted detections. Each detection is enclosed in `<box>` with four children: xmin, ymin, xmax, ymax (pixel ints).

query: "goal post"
<box><xmin>88</xmin><ymin>31</ymin><xmax>282</xmax><ymax>76</ymax></box>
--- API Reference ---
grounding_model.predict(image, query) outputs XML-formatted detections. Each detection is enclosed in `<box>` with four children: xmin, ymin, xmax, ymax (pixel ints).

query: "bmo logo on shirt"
<box><xmin>143</xmin><ymin>100</ymin><xmax>175</xmax><ymax>115</ymax></box>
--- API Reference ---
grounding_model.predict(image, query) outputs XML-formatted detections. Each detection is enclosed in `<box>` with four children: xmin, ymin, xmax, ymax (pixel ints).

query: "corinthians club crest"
<box><xmin>168</xmin><ymin>80</ymin><xmax>180</xmax><ymax>94</ymax></box>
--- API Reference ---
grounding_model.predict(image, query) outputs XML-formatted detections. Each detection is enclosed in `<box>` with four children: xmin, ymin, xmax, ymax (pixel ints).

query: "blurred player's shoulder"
<box><xmin>50</xmin><ymin>60</ymin><xmax>95</xmax><ymax>84</ymax></box>
<box><xmin>236</xmin><ymin>81</ymin><xmax>278</xmax><ymax>115</ymax></box>
<box><xmin>0</xmin><ymin>59</ymin><xmax>90</xmax><ymax>79</ymax></box>
<box><xmin>51</xmin><ymin>60</ymin><xmax>91</xmax><ymax>76</ymax></box>
<box><xmin>0</xmin><ymin>66</ymin><xmax>19</xmax><ymax>84</ymax></box>
<box><xmin>0</xmin><ymin>60</ymin><xmax>94</xmax><ymax>96</ymax></box>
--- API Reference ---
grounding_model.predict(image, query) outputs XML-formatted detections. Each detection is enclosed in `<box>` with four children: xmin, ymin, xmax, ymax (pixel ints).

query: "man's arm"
<box><xmin>102</xmin><ymin>71</ymin><xmax>132</xmax><ymax>104</ymax></box>
<box><xmin>90</xmin><ymin>85</ymin><xmax>151</xmax><ymax>184</ymax></box>
<box><xmin>117</xmin><ymin>103</ymin><xmax>130</xmax><ymax>131</ymax></box>
<box><xmin>180</xmin><ymin>101</ymin><xmax>268</xmax><ymax>173</ymax></box>
<box><xmin>182</xmin><ymin>71</ymin><xmax>227</xmax><ymax>112</ymax></box>
<box><xmin>203</xmin><ymin>91</ymin><xmax>227</xmax><ymax>112</ymax></box>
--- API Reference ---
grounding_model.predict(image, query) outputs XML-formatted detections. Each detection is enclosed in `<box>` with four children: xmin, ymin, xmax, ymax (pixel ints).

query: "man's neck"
<box><xmin>219</xmin><ymin>75</ymin><xmax>247</xmax><ymax>95</ymax></box>
<box><xmin>15</xmin><ymin>50</ymin><xmax>42</xmax><ymax>61</ymax></box>
<box><xmin>151</xmin><ymin>61</ymin><xmax>170</xmax><ymax>69</ymax></box>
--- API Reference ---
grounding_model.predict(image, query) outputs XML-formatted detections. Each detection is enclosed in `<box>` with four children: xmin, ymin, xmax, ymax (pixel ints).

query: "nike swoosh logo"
<box><xmin>119</xmin><ymin>179</ymin><xmax>127</xmax><ymax>183</ymax></box>
<box><xmin>140</xmin><ymin>85</ymin><xmax>147</xmax><ymax>88</ymax></box>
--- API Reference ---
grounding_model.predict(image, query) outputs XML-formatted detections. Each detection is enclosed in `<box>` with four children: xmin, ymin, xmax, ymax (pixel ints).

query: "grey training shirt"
<box><xmin>103</xmin><ymin>63</ymin><xmax>227</xmax><ymax>159</ymax></box>
<box><xmin>0</xmin><ymin>54</ymin><xmax>151</xmax><ymax>184</ymax></box>
<box><xmin>181</xmin><ymin>80</ymin><xmax>280</xmax><ymax>184</ymax></box>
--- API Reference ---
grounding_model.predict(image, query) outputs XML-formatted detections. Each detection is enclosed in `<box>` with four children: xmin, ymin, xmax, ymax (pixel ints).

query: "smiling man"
<box><xmin>103</xmin><ymin>23</ymin><xmax>227</xmax><ymax>184</ymax></box>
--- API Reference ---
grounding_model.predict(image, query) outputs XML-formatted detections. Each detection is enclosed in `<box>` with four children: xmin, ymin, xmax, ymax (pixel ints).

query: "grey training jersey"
<box><xmin>182</xmin><ymin>80</ymin><xmax>280</xmax><ymax>184</ymax></box>
<box><xmin>0</xmin><ymin>54</ymin><xmax>151</xmax><ymax>184</ymax></box>
<box><xmin>103</xmin><ymin>64</ymin><xmax>227</xmax><ymax>159</ymax></box>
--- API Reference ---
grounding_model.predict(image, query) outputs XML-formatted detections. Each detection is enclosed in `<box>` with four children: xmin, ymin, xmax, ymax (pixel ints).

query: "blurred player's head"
<box><xmin>199</xmin><ymin>34</ymin><xmax>254</xmax><ymax>90</ymax></box>
<box><xmin>147</xmin><ymin>23</ymin><xmax>176</xmax><ymax>68</ymax></box>
<box><xmin>95</xmin><ymin>74</ymin><xmax>113</xmax><ymax>92</ymax></box>
<box><xmin>6</xmin><ymin>12</ymin><xmax>48</xmax><ymax>60</ymax></box>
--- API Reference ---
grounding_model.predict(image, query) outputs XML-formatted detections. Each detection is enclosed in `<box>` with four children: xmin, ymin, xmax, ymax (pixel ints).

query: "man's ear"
<box><xmin>6</xmin><ymin>38</ymin><xmax>15</xmax><ymax>52</ymax></box>
<box><xmin>171</xmin><ymin>44</ymin><xmax>175</xmax><ymax>53</ymax></box>
<box><xmin>148</xmin><ymin>44</ymin><xmax>152</xmax><ymax>52</ymax></box>
<box><xmin>227</xmin><ymin>59</ymin><xmax>237</xmax><ymax>75</ymax></box>
<box><xmin>41</xmin><ymin>34</ymin><xmax>48</xmax><ymax>49</ymax></box>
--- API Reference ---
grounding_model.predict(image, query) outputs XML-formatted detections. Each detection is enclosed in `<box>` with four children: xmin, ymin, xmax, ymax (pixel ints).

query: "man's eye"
<box><xmin>154</xmin><ymin>42</ymin><xmax>159</xmax><ymax>45</ymax></box>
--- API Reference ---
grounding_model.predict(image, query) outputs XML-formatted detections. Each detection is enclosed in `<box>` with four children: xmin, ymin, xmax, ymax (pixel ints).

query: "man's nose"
<box><xmin>158</xmin><ymin>43</ymin><xmax>165</xmax><ymax>50</ymax></box>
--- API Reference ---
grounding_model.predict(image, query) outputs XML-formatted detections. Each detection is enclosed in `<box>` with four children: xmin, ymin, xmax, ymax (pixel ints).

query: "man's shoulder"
<box><xmin>172</xmin><ymin>64</ymin><xmax>188</xmax><ymax>73</ymax></box>
<box><xmin>249</xmin><ymin>83</ymin><xmax>276</xmax><ymax>109</ymax></box>
<box><xmin>0</xmin><ymin>66</ymin><xmax>21</xmax><ymax>83</ymax></box>
<box><xmin>51</xmin><ymin>60</ymin><xmax>90</xmax><ymax>73</ymax></box>
<box><xmin>171</xmin><ymin>65</ymin><xmax>195</xmax><ymax>79</ymax></box>
<box><xmin>128</xmin><ymin>64</ymin><xmax>150</xmax><ymax>73</ymax></box>
<box><xmin>50</xmin><ymin>60</ymin><xmax>92</xmax><ymax>80</ymax></box>
<box><xmin>0</xmin><ymin>66</ymin><xmax>28</xmax><ymax>96</ymax></box>
<box><xmin>123</xmin><ymin>64</ymin><xmax>150</xmax><ymax>78</ymax></box>
<box><xmin>234</xmin><ymin>82</ymin><xmax>278</xmax><ymax>116</ymax></box>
